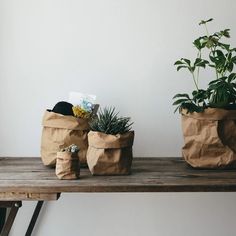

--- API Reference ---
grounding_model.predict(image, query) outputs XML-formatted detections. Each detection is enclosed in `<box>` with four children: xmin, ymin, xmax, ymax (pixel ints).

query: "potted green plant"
<box><xmin>87</xmin><ymin>107</ymin><xmax>134</xmax><ymax>175</ymax></box>
<box><xmin>173</xmin><ymin>18</ymin><xmax>236</xmax><ymax>168</ymax></box>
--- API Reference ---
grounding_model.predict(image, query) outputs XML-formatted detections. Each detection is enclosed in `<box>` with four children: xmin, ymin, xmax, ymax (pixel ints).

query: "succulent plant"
<box><xmin>89</xmin><ymin>107</ymin><xmax>133</xmax><ymax>135</ymax></box>
<box><xmin>61</xmin><ymin>144</ymin><xmax>79</xmax><ymax>153</ymax></box>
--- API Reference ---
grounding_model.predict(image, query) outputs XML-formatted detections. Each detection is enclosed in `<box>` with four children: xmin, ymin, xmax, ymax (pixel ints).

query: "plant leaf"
<box><xmin>173</xmin><ymin>93</ymin><xmax>190</xmax><ymax>99</ymax></box>
<box><xmin>176</xmin><ymin>65</ymin><xmax>188</xmax><ymax>71</ymax></box>
<box><xmin>181</xmin><ymin>58</ymin><xmax>191</xmax><ymax>66</ymax></box>
<box><xmin>228</xmin><ymin>73</ymin><xmax>236</xmax><ymax>82</ymax></box>
<box><xmin>199</xmin><ymin>18</ymin><xmax>213</xmax><ymax>25</ymax></box>
<box><xmin>174</xmin><ymin>60</ymin><xmax>184</xmax><ymax>65</ymax></box>
<box><xmin>172</xmin><ymin>99</ymin><xmax>189</xmax><ymax>106</ymax></box>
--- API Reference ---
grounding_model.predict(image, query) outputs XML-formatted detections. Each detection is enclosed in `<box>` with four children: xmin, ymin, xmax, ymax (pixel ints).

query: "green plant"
<box><xmin>61</xmin><ymin>144</ymin><xmax>79</xmax><ymax>153</ymax></box>
<box><xmin>90</xmin><ymin>107</ymin><xmax>133</xmax><ymax>135</ymax></box>
<box><xmin>173</xmin><ymin>18</ymin><xmax>236</xmax><ymax>113</ymax></box>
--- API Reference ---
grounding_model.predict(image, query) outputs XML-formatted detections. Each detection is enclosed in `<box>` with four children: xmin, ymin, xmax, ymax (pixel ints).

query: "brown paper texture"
<box><xmin>181</xmin><ymin>108</ymin><xmax>236</xmax><ymax>169</ymax></box>
<box><xmin>56</xmin><ymin>151</ymin><xmax>80</xmax><ymax>180</ymax></box>
<box><xmin>87</xmin><ymin>131</ymin><xmax>134</xmax><ymax>175</ymax></box>
<box><xmin>41</xmin><ymin>111</ymin><xmax>90</xmax><ymax>166</ymax></box>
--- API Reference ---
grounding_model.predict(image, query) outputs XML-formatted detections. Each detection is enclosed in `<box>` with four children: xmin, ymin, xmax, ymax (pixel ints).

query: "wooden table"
<box><xmin>0</xmin><ymin>157</ymin><xmax>236</xmax><ymax>236</ymax></box>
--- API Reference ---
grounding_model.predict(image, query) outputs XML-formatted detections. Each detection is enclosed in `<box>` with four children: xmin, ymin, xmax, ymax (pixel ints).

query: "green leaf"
<box><xmin>177</xmin><ymin>65</ymin><xmax>188</xmax><ymax>71</ymax></box>
<box><xmin>194</xmin><ymin>58</ymin><xmax>201</xmax><ymax>65</ymax></box>
<box><xmin>173</xmin><ymin>93</ymin><xmax>190</xmax><ymax>99</ymax></box>
<box><xmin>221</xmin><ymin>29</ymin><xmax>230</xmax><ymax>38</ymax></box>
<box><xmin>231</xmin><ymin>56</ymin><xmax>236</xmax><ymax>64</ymax></box>
<box><xmin>192</xmin><ymin>89</ymin><xmax>209</xmax><ymax>104</ymax></box>
<box><xmin>174</xmin><ymin>105</ymin><xmax>181</xmax><ymax>113</ymax></box>
<box><xmin>181</xmin><ymin>58</ymin><xmax>191</xmax><ymax>66</ymax></box>
<box><xmin>208</xmin><ymin>79</ymin><xmax>219</xmax><ymax>85</ymax></box>
<box><xmin>227</xmin><ymin>52</ymin><xmax>232</xmax><ymax>60</ymax></box>
<box><xmin>193</xmin><ymin>38</ymin><xmax>201</xmax><ymax>50</ymax></box>
<box><xmin>228</xmin><ymin>62</ymin><xmax>234</xmax><ymax>72</ymax></box>
<box><xmin>188</xmin><ymin>67</ymin><xmax>195</xmax><ymax>73</ymax></box>
<box><xmin>194</xmin><ymin>58</ymin><xmax>209</xmax><ymax>68</ymax></box>
<box><xmin>209</xmin><ymin>55</ymin><xmax>217</xmax><ymax>63</ymax></box>
<box><xmin>181</xmin><ymin>102</ymin><xmax>205</xmax><ymax>113</ymax></box>
<box><xmin>199</xmin><ymin>18</ymin><xmax>213</xmax><ymax>25</ymax></box>
<box><xmin>172</xmin><ymin>99</ymin><xmax>189</xmax><ymax>106</ymax></box>
<box><xmin>209</xmin><ymin>64</ymin><xmax>216</xmax><ymax>68</ymax></box>
<box><xmin>219</xmin><ymin>76</ymin><xmax>227</xmax><ymax>81</ymax></box>
<box><xmin>216</xmin><ymin>50</ymin><xmax>225</xmax><ymax>58</ymax></box>
<box><xmin>193</xmin><ymin>38</ymin><xmax>207</xmax><ymax>50</ymax></box>
<box><xmin>228</xmin><ymin>73</ymin><xmax>236</xmax><ymax>82</ymax></box>
<box><xmin>205</xmin><ymin>36</ymin><xmax>219</xmax><ymax>48</ymax></box>
<box><xmin>218</xmin><ymin>42</ymin><xmax>230</xmax><ymax>51</ymax></box>
<box><xmin>174</xmin><ymin>60</ymin><xmax>184</xmax><ymax>65</ymax></box>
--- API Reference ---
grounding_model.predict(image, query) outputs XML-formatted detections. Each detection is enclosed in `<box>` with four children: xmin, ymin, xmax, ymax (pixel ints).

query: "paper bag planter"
<box><xmin>56</xmin><ymin>145</ymin><xmax>80</xmax><ymax>180</ymax></box>
<box><xmin>172</xmin><ymin>19</ymin><xmax>236</xmax><ymax>169</ymax></box>
<box><xmin>86</xmin><ymin>107</ymin><xmax>134</xmax><ymax>175</ymax></box>
<box><xmin>41</xmin><ymin>110</ymin><xmax>90</xmax><ymax>166</ymax></box>
<box><xmin>181</xmin><ymin>108</ymin><xmax>236</xmax><ymax>168</ymax></box>
<box><xmin>87</xmin><ymin>131</ymin><xmax>134</xmax><ymax>175</ymax></box>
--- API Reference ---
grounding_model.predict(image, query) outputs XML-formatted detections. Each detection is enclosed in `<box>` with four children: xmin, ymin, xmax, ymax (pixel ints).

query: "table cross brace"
<box><xmin>0</xmin><ymin>201</ymin><xmax>44</xmax><ymax>236</ymax></box>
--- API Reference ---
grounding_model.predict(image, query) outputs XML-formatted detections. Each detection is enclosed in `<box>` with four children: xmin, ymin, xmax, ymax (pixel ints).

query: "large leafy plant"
<box><xmin>173</xmin><ymin>18</ymin><xmax>236</xmax><ymax>113</ymax></box>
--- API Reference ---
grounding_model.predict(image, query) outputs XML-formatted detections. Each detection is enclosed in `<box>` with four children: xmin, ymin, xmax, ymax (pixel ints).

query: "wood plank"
<box><xmin>0</xmin><ymin>192</ymin><xmax>60</xmax><ymax>201</ymax></box>
<box><xmin>0</xmin><ymin>157</ymin><xmax>235</xmax><ymax>194</ymax></box>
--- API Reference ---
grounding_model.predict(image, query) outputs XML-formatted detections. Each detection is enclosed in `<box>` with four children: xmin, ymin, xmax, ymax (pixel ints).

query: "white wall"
<box><xmin>0</xmin><ymin>0</ymin><xmax>236</xmax><ymax>235</ymax></box>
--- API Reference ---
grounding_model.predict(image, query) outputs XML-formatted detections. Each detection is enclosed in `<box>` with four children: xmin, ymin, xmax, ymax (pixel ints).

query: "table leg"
<box><xmin>25</xmin><ymin>201</ymin><xmax>44</xmax><ymax>236</ymax></box>
<box><xmin>0</xmin><ymin>207</ymin><xmax>7</xmax><ymax>231</ymax></box>
<box><xmin>1</xmin><ymin>201</ymin><xmax>22</xmax><ymax>236</ymax></box>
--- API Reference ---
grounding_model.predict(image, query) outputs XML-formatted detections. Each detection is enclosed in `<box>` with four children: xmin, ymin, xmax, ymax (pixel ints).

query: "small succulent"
<box><xmin>90</xmin><ymin>107</ymin><xmax>133</xmax><ymax>135</ymax></box>
<box><xmin>61</xmin><ymin>144</ymin><xmax>79</xmax><ymax>153</ymax></box>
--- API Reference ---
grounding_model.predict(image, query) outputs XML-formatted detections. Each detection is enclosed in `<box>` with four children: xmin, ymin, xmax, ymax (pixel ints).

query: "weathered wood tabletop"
<box><xmin>0</xmin><ymin>157</ymin><xmax>236</xmax><ymax>201</ymax></box>
<box><xmin>0</xmin><ymin>157</ymin><xmax>235</xmax><ymax>236</ymax></box>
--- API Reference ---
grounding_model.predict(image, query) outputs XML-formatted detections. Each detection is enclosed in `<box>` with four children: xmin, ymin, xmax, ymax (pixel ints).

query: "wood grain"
<box><xmin>0</xmin><ymin>192</ymin><xmax>60</xmax><ymax>201</ymax></box>
<box><xmin>0</xmin><ymin>157</ymin><xmax>235</xmax><ymax>197</ymax></box>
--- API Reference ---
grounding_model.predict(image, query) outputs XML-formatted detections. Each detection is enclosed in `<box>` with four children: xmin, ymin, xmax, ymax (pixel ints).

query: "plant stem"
<box><xmin>203</xmin><ymin>22</ymin><xmax>220</xmax><ymax>79</ymax></box>
<box><xmin>192</xmin><ymin>72</ymin><xmax>199</xmax><ymax>91</ymax></box>
<box><xmin>204</xmin><ymin>24</ymin><xmax>209</xmax><ymax>37</ymax></box>
<box><xmin>223</xmin><ymin>52</ymin><xmax>231</xmax><ymax>77</ymax></box>
<box><xmin>196</xmin><ymin>50</ymin><xmax>201</xmax><ymax>85</ymax></box>
<box><xmin>216</xmin><ymin>69</ymin><xmax>219</xmax><ymax>79</ymax></box>
<box><xmin>209</xmin><ymin>44</ymin><xmax>219</xmax><ymax>81</ymax></box>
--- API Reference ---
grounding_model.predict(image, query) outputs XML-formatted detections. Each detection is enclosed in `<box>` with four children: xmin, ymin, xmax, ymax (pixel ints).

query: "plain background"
<box><xmin>0</xmin><ymin>0</ymin><xmax>236</xmax><ymax>235</ymax></box>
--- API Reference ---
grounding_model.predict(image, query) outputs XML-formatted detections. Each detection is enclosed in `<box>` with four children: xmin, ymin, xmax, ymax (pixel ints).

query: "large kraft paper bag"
<box><xmin>56</xmin><ymin>151</ymin><xmax>80</xmax><ymax>180</ymax></box>
<box><xmin>41</xmin><ymin>111</ymin><xmax>90</xmax><ymax>166</ymax></box>
<box><xmin>181</xmin><ymin>108</ymin><xmax>236</xmax><ymax>168</ymax></box>
<box><xmin>87</xmin><ymin>131</ymin><xmax>134</xmax><ymax>175</ymax></box>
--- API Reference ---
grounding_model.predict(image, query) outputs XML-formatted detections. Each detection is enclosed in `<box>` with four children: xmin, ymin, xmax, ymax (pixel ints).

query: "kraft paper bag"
<box><xmin>181</xmin><ymin>108</ymin><xmax>236</xmax><ymax>169</ymax></box>
<box><xmin>41</xmin><ymin>111</ymin><xmax>90</xmax><ymax>166</ymax></box>
<box><xmin>87</xmin><ymin>131</ymin><xmax>135</xmax><ymax>175</ymax></box>
<box><xmin>56</xmin><ymin>151</ymin><xmax>80</xmax><ymax>180</ymax></box>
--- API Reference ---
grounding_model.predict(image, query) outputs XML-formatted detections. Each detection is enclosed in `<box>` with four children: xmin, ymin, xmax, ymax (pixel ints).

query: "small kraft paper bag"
<box><xmin>56</xmin><ymin>148</ymin><xmax>80</xmax><ymax>180</ymax></box>
<box><xmin>87</xmin><ymin>131</ymin><xmax>135</xmax><ymax>175</ymax></box>
<box><xmin>41</xmin><ymin>110</ymin><xmax>90</xmax><ymax>167</ymax></box>
<box><xmin>181</xmin><ymin>108</ymin><xmax>236</xmax><ymax>169</ymax></box>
